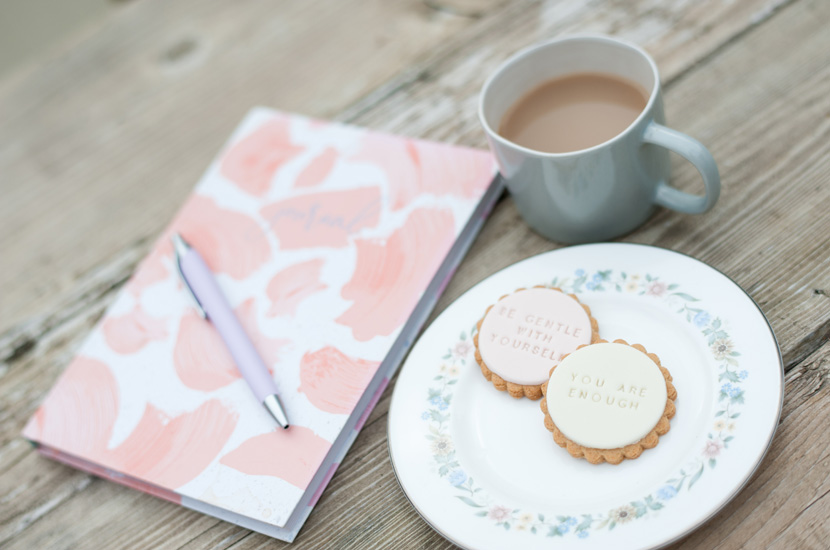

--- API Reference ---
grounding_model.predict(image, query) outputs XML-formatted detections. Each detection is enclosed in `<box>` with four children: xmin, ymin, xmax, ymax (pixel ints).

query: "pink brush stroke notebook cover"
<box><xmin>23</xmin><ymin>108</ymin><xmax>498</xmax><ymax>541</ymax></box>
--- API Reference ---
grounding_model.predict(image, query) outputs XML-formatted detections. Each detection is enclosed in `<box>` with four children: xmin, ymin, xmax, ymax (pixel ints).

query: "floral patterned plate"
<box><xmin>387</xmin><ymin>243</ymin><xmax>782</xmax><ymax>550</ymax></box>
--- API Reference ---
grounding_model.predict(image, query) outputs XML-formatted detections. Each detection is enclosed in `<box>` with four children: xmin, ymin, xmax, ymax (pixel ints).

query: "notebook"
<box><xmin>23</xmin><ymin>107</ymin><xmax>502</xmax><ymax>542</ymax></box>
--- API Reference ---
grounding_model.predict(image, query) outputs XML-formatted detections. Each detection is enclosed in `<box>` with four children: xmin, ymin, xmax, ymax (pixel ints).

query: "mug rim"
<box><xmin>478</xmin><ymin>34</ymin><xmax>661</xmax><ymax>158</ymax></box>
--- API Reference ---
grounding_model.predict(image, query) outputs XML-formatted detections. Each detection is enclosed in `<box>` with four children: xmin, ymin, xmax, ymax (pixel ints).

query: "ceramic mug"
<box><xmin>479</xmin><ymin>35</ymin><xmax>720</xmax><ymax>243</ymax></box>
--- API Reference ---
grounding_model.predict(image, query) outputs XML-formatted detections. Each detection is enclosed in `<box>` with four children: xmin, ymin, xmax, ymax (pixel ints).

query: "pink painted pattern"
<box><xmin>126</xmin><ymin>250</ymin><xmax>168</xmax><ymax>297</ymax></box>
<box><xmin>23</xmin><ymin>357</ymin><xmax>237</xmax><ymax>490</ymax></box>
<box><xmin>266</xmin><ymin>259</ymin><xmax>328</xmax><ymax>317</ymax></box>
<box><xmin>174</xmin><ymin>300</ymin><xmax>288</xmax><ymax>391</ymax></box>
<box><xmin>171</xmin><ymin>195</ymin><xmax>271</xmax><ymax>280</ymax></box>
<box><xmin>220</xmin><ymin>115</ymin><xmax>305</xmax><ymax>196</ymax></box>
<box><xmin>352</xmin><ymin>133</ymin><xmax>493</xmax><ymax>210</ymax></box>
<box><xmin>294</xmin><ymin>147</ymin><xmax>338</xmax><ymax>188</ymax></box>
<box><xmin>174</xmin><ymin>312</ymin><xmax>239</xmax><ymax>391</ymax></box>
<box><xmin>259</xmin><ymin>187</ymin><xmax>380</xmax><ymax>249</ymax></box>
<box><xmin>298</xmin><ymin>346</ymin><xmax>379</xmax><ymax>414</ymax></box>
<box><xmin>108</xmin><ymin>400</ymin><xmax>238</xmax><ymax>489</ymax></box>
<box><xmin>220</xmin><ymin>427</ymin><xmax>331</xmax><ymax>490</ymax></box>
<box><xmin>102</xmin><ymin>305</ymin><xmax>168</xmax><ymax>354</ymax></box>
<box><xmin>336</xmin><ymin>207</ymin><xmax>456</xmax><ymax>341</ymax></box>
<box><xmin>23</xmin><ymin>356</ymin><xmax>118</xmax><ymax>460</ymax></box>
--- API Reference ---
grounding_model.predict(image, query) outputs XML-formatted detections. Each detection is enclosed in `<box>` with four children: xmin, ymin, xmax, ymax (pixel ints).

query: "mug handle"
<box><xmin>642</xmin><ymin>122</ymin><xmax>721</xmax><ymax>214</ymax></box>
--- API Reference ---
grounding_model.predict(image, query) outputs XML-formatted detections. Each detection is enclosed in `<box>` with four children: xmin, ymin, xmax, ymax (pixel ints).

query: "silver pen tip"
<box><xmin>263</xmin><ymin>394</ymin><xmax>290</xmax><ymax>430</ymax></box>
<box><xmin>172</xmin><ymin>232</ymin><xmax>191</xmax><ymax>258</ymax></box>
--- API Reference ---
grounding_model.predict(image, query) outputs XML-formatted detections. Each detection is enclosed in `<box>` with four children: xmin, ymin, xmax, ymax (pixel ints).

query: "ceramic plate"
<box><xmin>388</xmin><ymin>243</ymin><xmax>782</xmax><ymax>550</ymax></box>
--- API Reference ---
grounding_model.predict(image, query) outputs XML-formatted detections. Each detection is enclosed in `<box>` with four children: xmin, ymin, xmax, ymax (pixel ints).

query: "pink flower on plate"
<box><xmin>703</xmin><ymin>439</ymin><xmax>723</xmax><ymax>458</ymax></box>
<box><xmin>647</xmin><ymin>281</ymin><xmax>668</xmax><ymax>297</ymax></box>
<box><xmin>453</xmin><ymin>340</ymin><xmax>472</xmax><ymax>359</ymax></box>
<box><xmin>487</xmin><ymin>505</ymin><xmax>512</xmax><ymax>522</ymax></box>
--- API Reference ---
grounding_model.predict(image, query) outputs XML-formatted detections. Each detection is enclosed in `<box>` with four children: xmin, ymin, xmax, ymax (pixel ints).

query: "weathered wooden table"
<box><xmin>1</xmin><ymin>0</ymin><xmax>828</xmax><ymax>548</ymax></box>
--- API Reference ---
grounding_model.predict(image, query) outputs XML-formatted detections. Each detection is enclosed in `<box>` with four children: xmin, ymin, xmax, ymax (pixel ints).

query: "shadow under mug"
<box><xmin>479</xmin><ymin>35</ymin><xmax>720</xmax><ymax>244</ymax></box>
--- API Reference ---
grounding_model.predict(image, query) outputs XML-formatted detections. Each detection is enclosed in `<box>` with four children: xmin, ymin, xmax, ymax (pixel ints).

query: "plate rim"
<box><xmin>387</xmin><ymin>242</ymin><xmax>783</xmax><ymax>550</ymax></box>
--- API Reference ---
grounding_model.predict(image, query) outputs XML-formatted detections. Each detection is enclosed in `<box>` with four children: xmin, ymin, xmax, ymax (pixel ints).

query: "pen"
<box><xmin>172</xmin><ymin>233</ymin><xmax>290</xmax><ymax>429</ymax></box>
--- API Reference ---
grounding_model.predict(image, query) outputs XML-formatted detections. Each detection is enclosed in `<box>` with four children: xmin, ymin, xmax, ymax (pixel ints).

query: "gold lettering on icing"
<box><xmin>591</xmin><ymin>392</ymin><xmax>602</xmax><ymax>402</ymax></box>
<box><xmin>640</xmin><ymin>387</ymin><xmax>647</xmax><ymax>397</ymax></box>
<box><xmin>568</xmin><ymin>388</ymin><xmax>577</xmax><ymax>397</ymax></box>
<box><xmin>579</xmin><ymin>390</ymin><xmax>588</xmax><ymax>399</ymax></box>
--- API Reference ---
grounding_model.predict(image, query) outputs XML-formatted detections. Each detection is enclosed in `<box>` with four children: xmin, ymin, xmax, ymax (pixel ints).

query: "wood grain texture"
<box><xmin>1</xmin><ymin>0</ymin><xmax>829</xmax><ymax>548</ymax></box>
<box><xmin>0</xmin><ymin>0</ymin><xmax>511</xmax><ymax>336</ymax></box>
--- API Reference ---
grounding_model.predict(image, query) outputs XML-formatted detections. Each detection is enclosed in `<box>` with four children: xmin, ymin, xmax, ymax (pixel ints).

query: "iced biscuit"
<box><xmin>540</xmin><ymin>339</ymin><xmax>677</xmax><ymax>464</ymax></box>
<box><xmin>473</xmin><ymin>286</ymin><xmax>599</xmax><ymax>399</ymax></box>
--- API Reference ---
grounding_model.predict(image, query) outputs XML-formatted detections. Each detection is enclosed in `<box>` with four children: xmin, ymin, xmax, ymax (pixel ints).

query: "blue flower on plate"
<box><xmin>720</xmin><ymin>382</ymin><xmax>733</xmax><ymax>395</ymax></box>
<box><xmin>560</xmin><ymin>524</ymin><xmax>571</xmax><ymax>534</ymax></box>
<box><xmin>586</xmin><ymin>281</ymin><xmax>597</xmax><ymax>291</ymax></box>
<box><xmin>693</xmin><ymin>311</ymin><xmax>711</xmax><ymax>327</ymax></box>
<box><xmin>577</xmin><ymin>531</ymin><xmax>589</xmax><ymax>539</ymax></box>
<box><xmin>739</xmin><ymin>370</ymin><xmax>749</xmax><ymax>380</ymax></box>
<box><xmin>438</xmin><ymin>401</ymin><xmax>449</xmax><ymax>411</ymax></box>
<box><xmin>421</xmin><ymin>411</ymin><xmax>430</xmax><ymax>421</ymax></box>
<box><xmin>729</xmin><ymin>386</ymin><xmax>741</xmax><ymax>398</ymax></box>
<box><xmin>430</xmin><ymin>396</ymin><xmax>443</xmax><ymax>406</ymax></box>
<box><xmin>565</xmin><ymin>517</ymin><xmax>578</xmax><ymax>527</ymax></box>
<box><xmin>448</xmin><ymin>470</ymin><xmax>467</xmax><ymax>486</ymax></box>
<box><xmin>592</xmin><ymin>272</ymin><xmax>603</xmax><ymax>282</ymax></box>
<box><xmin>657</xmin><ymin>485</ymin><xmax>678</xmax><ymax>500</ymax></box>
<box><xmin>575</xmin><ymin>269</ymin><xmax>585</xmax><ymax>277</ymax></box>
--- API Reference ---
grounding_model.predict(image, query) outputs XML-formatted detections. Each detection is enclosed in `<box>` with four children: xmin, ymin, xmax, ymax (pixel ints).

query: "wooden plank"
<box><xmin>351</xmin><ymin>0</ymin><xmax>830</xmax><ymax>370</ymax></box>
<box><xmin>0</xmin><ymin>0</ymin><xmax>795</xmax><ymax>339</ymax></box>
<box><xmin>0</xmin><ymin>0</ymin><xmax>512</xmax><ymax>336</ymax></box>
<box><xmin>2</xmin><ymin>0</ymin><xmax>828</xmax><ymax>549</ymax></box>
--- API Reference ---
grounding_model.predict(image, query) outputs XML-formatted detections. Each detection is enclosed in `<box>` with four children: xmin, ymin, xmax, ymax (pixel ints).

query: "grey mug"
<box><xmin>479</xmin><ymin>35</ymin><xmax>720</xmax><ymax>243</ymax></box>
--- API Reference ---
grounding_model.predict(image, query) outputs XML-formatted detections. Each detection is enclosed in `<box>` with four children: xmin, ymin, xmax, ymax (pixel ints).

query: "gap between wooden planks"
<box><xmin>1</xmin><ymin>0</ymin><xmax>829</xmax><ymax>548</ymax></box>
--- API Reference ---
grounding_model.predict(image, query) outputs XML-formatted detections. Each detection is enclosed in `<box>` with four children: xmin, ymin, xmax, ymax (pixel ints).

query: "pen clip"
<box><xmin>172</xmin><ymin>233</ymin><xmax>207</xmax><ymax>319</ymax></box>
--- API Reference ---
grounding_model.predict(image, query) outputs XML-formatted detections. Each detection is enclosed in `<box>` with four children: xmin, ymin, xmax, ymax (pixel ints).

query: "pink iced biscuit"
<box><xmin>473</xmin><ymin>286</ymin><xmax>599</xmax><ymax>400</ymax></box>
